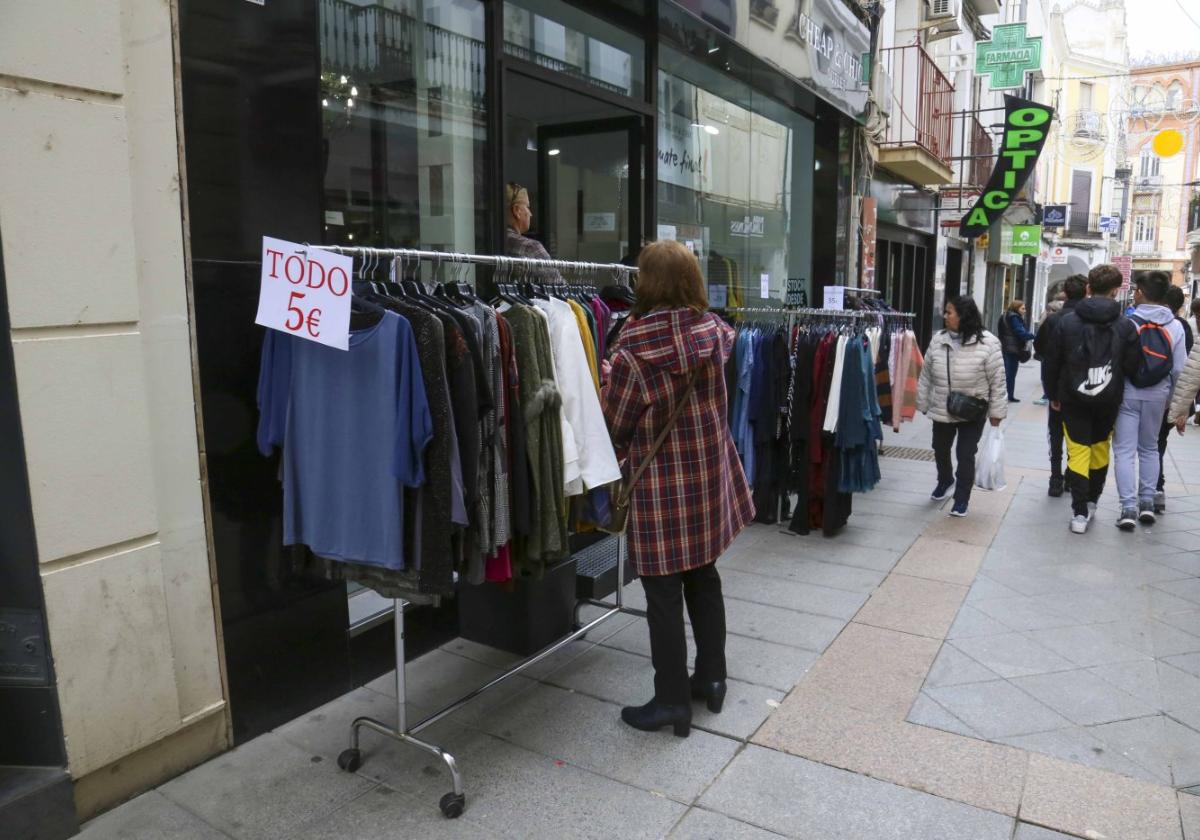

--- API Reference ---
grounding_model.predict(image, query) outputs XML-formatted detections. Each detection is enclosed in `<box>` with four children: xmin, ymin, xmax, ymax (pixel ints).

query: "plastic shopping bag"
<box><xmin>974</xmin><ymin>424</ymin><xmax>1007</xmax><ymax>491</ymax></box>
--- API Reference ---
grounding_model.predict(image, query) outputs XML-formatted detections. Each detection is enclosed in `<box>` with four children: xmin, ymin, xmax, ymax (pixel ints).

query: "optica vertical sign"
<box><xmin>960</xmin><ymin>95</ymin><xmax>1054</xmax><ymax>239</ymax></box>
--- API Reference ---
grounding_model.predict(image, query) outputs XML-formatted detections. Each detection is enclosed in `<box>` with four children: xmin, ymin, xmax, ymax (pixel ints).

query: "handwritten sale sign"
<box><xmin>255</xmin><ymin>237</ymin><xmax>352</xmax><ymax>350</ymax></box>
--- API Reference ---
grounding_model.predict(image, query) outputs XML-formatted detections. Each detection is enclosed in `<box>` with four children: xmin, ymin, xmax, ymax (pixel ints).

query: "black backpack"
<box><xmin>1128</xmin><ymin>314</ymin><xmax>1174</xmax><ymax>388</ymax></box>
<box><xmin>1065</xmin><ymin>318</ymin><xmax>1124</xmax><ymax>405</ymax></box>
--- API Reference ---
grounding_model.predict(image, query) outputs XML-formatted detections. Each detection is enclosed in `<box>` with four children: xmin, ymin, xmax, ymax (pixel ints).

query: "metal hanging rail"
<box><xmin>312</xmin><ymin>244</ymin><xmax>643</xmax><ymax>820</ymax></box>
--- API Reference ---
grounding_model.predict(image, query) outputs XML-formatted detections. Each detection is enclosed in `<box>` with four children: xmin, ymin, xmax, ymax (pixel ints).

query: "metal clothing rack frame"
<box><xmin>302</xmin><ymin>244</ymin><xmax>643</xmax><ymax>819</ymax></box>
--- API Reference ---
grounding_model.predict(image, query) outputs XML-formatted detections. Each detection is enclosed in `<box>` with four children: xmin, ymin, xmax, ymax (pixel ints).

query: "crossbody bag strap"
<box><xmin>944</xmin><ymin>342</ymin><xmax>953</xmax><ymax>390</ymax></box>
<box><xmin>621</xmin><ymin>369</ymin><xmax>701</xmax><ymax>500</ymax></box>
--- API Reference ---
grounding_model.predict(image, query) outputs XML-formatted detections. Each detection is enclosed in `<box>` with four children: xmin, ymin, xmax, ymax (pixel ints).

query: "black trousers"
<box><xmin>1061</xmin><ymin>404</ymin><xmax>1118</xmax><ymax>517</ymax></box>
<box><xmin>1157</xmin><ymin>411</ymin><xmax>1171</xmax><ymax>493</ymax></box>
<box><xmin>932</xmin><ymin>417</ymin><xmax>987</xmax><ymax>505</ymax></box>
<box><xmin>1048</xmin><ymin>405</ymin><xmax>1064</xmax><ymax>479</ymax></box>
<box><xmin>641</xmin><ymin>563</ymin><xmax>727</xmax><ymax>706</ymax></box>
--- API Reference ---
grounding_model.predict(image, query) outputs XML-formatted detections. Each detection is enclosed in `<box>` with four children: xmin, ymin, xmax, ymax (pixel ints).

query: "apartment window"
<box><xmin>1079</xmin><ymin>82</ymin><xmax>1094</xmax><ymax>112</ymax></box>
<box><xmin>1133</xmin><ymin>214</ymin><xmax>1156</xmax><ymax>244</ymax></box>
<box><xmin>1140</xmin><ymin>149</ymin><xmax>1161</xmax><ymax>178</ymax></box>
<box><xmin>1168</xmin><ymin>81</ymin><xmax>1184</xmax><ymax>110</ymax></box>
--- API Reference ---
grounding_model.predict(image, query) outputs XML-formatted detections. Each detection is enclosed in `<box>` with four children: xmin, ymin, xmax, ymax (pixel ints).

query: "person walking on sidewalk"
<box><xmin>1033</xmin><ymin>294</ymin><xmax>1067</xmax><ymax>407</ymax></box>
<box><xmin>1044</xmin><ymin>264</ymin><xmax>1140</xmax><ymax>535</ymax></box>
<box><xmin>917</xmin><ymin>296</ymin><xmax>1007</xmax><ymax>518</ymax></box>
<box><xmin>602</xmin><ymin>239</ymin><xmax>754</xmax><ymax>738</ymax></box>
<box><xmin>1034</xmin><ymin>276</ymin><xmax>1087</xmax><ymax>497</ymax></box>
<box><xmin>1153</xmin><ymin>284</ymin><xmax>1195</xmax><ymax>513</ymax></box>
<box><xmin>1168</xmin><ymin>328</ymin><xmax>1200</xmax><ymax>432</ymax></box>
<box><xmin>997</xmin><ymin>300</ymin><xmax>1036</xmax><ymax>402</ymax></box>
<box><xmin>1114</xmin><ymin>271</ymin><xmax>1187</xmax><ymax>530</ymax></box>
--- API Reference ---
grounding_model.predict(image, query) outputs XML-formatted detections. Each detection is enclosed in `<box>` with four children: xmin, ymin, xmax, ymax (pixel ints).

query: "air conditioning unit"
<box><xmin>928</xmin><ymin>0</ymin><xmax>960</xmax><ymax>19</ymax></box>
<box><xmin>873</xmin><ymin>64</ymin><xmax>893</xmax><ymax>118</ymax></box>
<box><xmin>924</xmin><ymin>0</ymin><xmax>963</xmax><ymax>42</ymax></box>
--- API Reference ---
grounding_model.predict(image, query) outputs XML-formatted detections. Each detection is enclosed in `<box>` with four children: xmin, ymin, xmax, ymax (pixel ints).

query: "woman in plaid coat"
<box><xmin>602</xmin><ymin>240</ymin><xmax>754</xmax><ymax>737</ymax></box>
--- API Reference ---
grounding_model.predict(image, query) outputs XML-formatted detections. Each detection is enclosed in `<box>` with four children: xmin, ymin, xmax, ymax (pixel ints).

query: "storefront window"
<box><xmin>319</xmin><ymin>0</ymin><xmax>488</xmax><ymax>257</ymax></box>
<box><xmin>656</xmin><ymin>45</ymin><xmax>814</xmax><ymax>308</ymax></box>
<box><xmin>503</xmin><ymin>0</ymin><xmax>645</xmax><ymax>99</ymax></box>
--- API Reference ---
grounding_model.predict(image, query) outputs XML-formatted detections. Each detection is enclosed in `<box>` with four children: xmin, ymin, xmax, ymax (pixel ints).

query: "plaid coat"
<box><xmin>603</xmin><ymin>309</ymin><xmax>754</xmax><ymax>576</ymax></box>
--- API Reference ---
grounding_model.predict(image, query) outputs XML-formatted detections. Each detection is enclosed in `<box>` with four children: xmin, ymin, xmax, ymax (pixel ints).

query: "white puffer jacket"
<box><xmin>917</xmin><ymin>330</ymin><xmax>1008</xmax><ymax>423</ymax></box>
<box><xmin>1168</xmin><ymin>340</ymin><xmax>1200</xmax><ymax>423</ymax></box>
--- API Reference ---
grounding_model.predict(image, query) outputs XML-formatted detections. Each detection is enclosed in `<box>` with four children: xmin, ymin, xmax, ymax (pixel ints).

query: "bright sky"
<box><xmin>1125</xmin><ymin>0</ymin><xmax>1200</xmax><ymax>60</ymax></box>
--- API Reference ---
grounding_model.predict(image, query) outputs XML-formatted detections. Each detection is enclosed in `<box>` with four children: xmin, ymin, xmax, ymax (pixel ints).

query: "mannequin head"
<box><xmin>506</xmin><ymin>182</ymin><xmax>532</xmax><ymax>234</ymax></box>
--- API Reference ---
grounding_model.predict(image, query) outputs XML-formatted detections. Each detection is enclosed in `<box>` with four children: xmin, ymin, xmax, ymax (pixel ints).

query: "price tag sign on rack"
<box><xmin>823</xmin><ymin>285</ymin><xmax>845</xmax><ymax>310</ymax></box>
<box><xmin>255</xmin><ymin>237</ymin><xmax>352</xmax><ymax>350</ymax></box>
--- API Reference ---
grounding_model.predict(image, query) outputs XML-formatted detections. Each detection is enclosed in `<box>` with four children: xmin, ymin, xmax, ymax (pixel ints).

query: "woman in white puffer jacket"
<box><xmin>917</xmin><ymin>296</ymin><xmax>1008</xmax><ymax>517</ymax></box>
<box><xmin>1168</xmin><ymin>340</ymin><xmax>1200</xmax><ymax>429</ymax></box>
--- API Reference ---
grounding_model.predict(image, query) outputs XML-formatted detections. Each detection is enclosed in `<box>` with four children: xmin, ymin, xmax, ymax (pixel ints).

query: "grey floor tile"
<box><xmin>370</xmin><ymin>728</ymin><xmax>687</xmax><ymax>838</ymax></box>
<box><xmin>717</xmin><ymin>596</ymin><xmax>847</xmax><ymax>652</ymax></box>
<box><xmin>906</xmin><ymin>691</ymin><xmax>980</xmax><ymax>738</ymax></box>
<box><xmin>1087</xmin><ymin>659</ymin><xmax>1164</xmax><ymax>707</ymax></box>
<box><xmin>473</xmin><ymin>682</ymin><xmax>740</xmax><ymax>802</ymax></box>
<box><xmin>965</xmin><ymin>574</ymin><xmax>1027</xmax><ymax>602</ymax></box>
<box><xmin>717</xmin><ymin>568</ymin><xmax>869</xmax><ymax>620</ymax></box>
<box><xmin>948</xmin><ymin>633</ymin><xmax>1075</xmax><ymax>679</ymax></box>
<box><xmin>597</xmin><ymin>618</ymin><xmax>817</xmax><ymax>692</ymax></box>
<box><xmin>439</xmin><ymin>638</ymin><xmax>524</xmax><ymax>669</ymax></box>
<box><xmin>925</xmin><ymin>680</ymin><xmax>1071</xmax><ymax>739</ymax></box>
<box><xmin>291</xmin><ymin>784</ymin><xmax>503</xmax><ymax>840</ymax></box>
<box><xmin>699</xmin><ymin>745</ymin><xmax>1014</xmax><ymax>840</ymax></box>
<box><xmin>1165</xmin><ymin>652</ymin><xmax>1200</xmax><ymax>680</ymax></box>
<box><xmin>971</xmin><ymin>596</ymin><xmax>1079</xmax><ymax>632</ymax></box>
<box><xmin>946</xmin><ymin>605</ymin><xmax>1015</xmax><ymax>639</ymax></box>
<box><xmin>77</xmin><ymin>791</ymin><xmax>232</xmax><ymax>840</ymax></box>
<box><xmin>1086</xmin><ymin>715</ymin><xmax>1173</xmax><ymax>784</ymax></box>
<box><xmin>1158</xmin><ymin>610</ymin><xmax>1200</xmax><ymax>639</ymax></box>
<box><xmin>1098</xmin><ymin>618</ymin><xmax>1200</xmax><ymax>658</ymax></box>
<box><xmin>1001</xmin><ymin>726</ymin><xmax>1166</xmax><ymax>785</ymax></box>
<box><xmin>1011</xmin><ymin>669</ymin><xmax>1158</xmax><ymax>726</ymax></box>
<box><xmin>1182</xmin><ymin>792</ymin><xmax>1200</xmax><ymax>840</ymax></box>
<box><xmin>158</xmin><ymin>732</ymin><xmax>376</xmax><ymax>840</ymax></box>
<box><xmin>274</xmin><ymin>686</ymin><xmax>466</xmax><ymax>773</ymax></box>
<box><xmin>1023</xmin><ymin>624</ymin><xmax>1152</xmax><ymax>668</ymax></box>
<box><xmin>1159</xmin><ymin>661</ymin><xmax>1200</xmax><ymax>712</ymax></box>
<box><xmin>722</xmin><ymin>551</ymin><xmax>887</xmax><ymax>593</ymax></box>
<box><xmin>1148</xmin><ymin>531</ymin><xmax>1200</xmax><ymax>553</ymax></box>
<box><xmin>540</xmin><ymin>643</ymin><xmax>783</xmax><ymax>741</ymax></box>
<box><xmin>365</xmin><ymin>649</ymin><xmax>503</xmax><ymax>710</ymax></box>
<box><xmin>1015</xmin><ymin>822</ymin><xmax>1087</xmax><ymax>840</ymax></box>
<box><xmin>1167</xmin><ymin>717</ymin><xmax>1200</xmax><ymax>788</ymax></box>
<box><xmin>924</xmin><ymin>643</ymin><xmax>1001</xmax><ymax>688</ymax></box>
<box><xmin>668</xmin><ymin>807</ymin><xmax>787</xmax><ymax>839</ymax></box>
<box><xmin>828</xmin><ymin>526</ymin><xmax>919</xmax><ymax>553</ymax></box>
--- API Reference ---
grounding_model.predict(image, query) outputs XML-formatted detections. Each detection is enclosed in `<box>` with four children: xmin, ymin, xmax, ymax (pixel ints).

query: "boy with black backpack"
<box><xmin>1044</xmin><ymin>265</ymin><xmax>1140</xmax><ymax>535</ymax></box>
<box><xmin>1113</xmin><ymin>270</ymin><xmax>1187</xmax><ymax>530</ymax></box>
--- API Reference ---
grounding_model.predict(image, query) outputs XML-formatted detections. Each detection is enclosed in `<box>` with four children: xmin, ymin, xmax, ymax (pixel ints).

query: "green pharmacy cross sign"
<box><xmin>976</xmin><ymin>23</ymin><xmax>1042</xmax><ymax>91</ymax></box>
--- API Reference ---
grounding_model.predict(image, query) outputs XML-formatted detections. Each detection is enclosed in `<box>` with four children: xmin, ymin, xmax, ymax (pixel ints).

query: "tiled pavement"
<box><xmin>79</xmin><ymin>364</ymin><xmax>1200</xmax><ymax>839</ymax></box>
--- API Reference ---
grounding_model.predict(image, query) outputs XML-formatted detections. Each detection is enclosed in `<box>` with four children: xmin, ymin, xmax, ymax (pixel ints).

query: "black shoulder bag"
<box><xmin>944</xmin><ymin>344</ymin><xmax>989</xmax><ymax>422</ymax></box>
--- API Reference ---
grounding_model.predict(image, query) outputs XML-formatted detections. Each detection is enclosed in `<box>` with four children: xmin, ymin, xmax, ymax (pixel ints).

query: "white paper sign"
<box><xmin>657</xmin><ymin>224</ymin><xmax>678</xmax><ymax>242</ymax></box>
<box><xmin>256</xmin><ymin>236</ymin><xmax>352</xmax><ymax>351</ymax></box>
<box><xmin>760</xmin><ymin>273</ymin><xmax>770</xmax><ymax>299</ymax></box>
<box><xmin>708</xmin><ymin>284</ymin><xmax>727</xmax><ymax>308</ymax></box>
<box><xmin>823</xmin><ymin>285</ymin><xmax>845</xmax><ymax>310</ymax></box>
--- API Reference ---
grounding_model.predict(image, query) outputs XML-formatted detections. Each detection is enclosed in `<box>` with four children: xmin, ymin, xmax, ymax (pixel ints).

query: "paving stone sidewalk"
<box><xmin>78</xmin><ymin>363</ymin><xmax>1200</xmax><ymax>839</ymax></box>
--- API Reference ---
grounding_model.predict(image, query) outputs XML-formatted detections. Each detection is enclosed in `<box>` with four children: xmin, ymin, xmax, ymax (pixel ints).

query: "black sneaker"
<box><xmin>1154</xmin><ymin>492</ymin><xmax>1166</xmax><ymax>515</ymax></box>
<box><xmin>1048</xmin><ymin>476</ymin><xmax>1065</xmax><ymax>498</ymax></box>
<box><xmin>1117</xmin><ymin>508</ymin><xmax>1137</xmax><ymax>531</ymax></box>
<box><xmin>950</xmin><ymin>501</ymin><xmax>969</xmax><ymax>517</ymax></box>
<box><xmin>1139</xmin><ymin>503</ymin><xmax>1157</xmax><ymax>526</ymax></box>
<box><xmin>931</xmin><ymin>481</ymin><xmax>955</xmax><ymax>502</ymax></box>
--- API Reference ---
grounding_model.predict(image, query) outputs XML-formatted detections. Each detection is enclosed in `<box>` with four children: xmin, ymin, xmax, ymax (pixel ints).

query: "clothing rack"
<box><xmin>307</xmin><ymin>244</ymin><xmax>643</xmax><ymax>820</ymax></box>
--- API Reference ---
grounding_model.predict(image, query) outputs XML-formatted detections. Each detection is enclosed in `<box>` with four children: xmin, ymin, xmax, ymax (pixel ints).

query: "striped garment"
<box><xmin>602</xmin><ymin>309</ymin><xmax>755</xmax><ymax>577</ymax></box>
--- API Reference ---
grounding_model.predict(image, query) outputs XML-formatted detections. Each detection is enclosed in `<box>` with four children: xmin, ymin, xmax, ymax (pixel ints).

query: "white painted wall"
<box><xmin>0</xmin><ymin>1</ymin><xmax>226</xmax><ymax>780</ymax></box>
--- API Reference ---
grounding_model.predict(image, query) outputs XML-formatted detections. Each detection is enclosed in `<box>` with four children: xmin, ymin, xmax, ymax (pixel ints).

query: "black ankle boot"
<box><xmin>689</xmin><ymin>675</ymin><xmax>728</xmax><ymax>714</ymax></box>
<box><xmin>620</xmin><ymin>699</ymin><xmax>691</xmax><ymax>737</ymax></box>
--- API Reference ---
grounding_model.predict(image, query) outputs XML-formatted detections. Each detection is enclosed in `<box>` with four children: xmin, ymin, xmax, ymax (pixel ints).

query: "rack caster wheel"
<box><xmin>337</xmin><ymin>749</ymin><xmax>362</xmax><ymax>772</ymax></box>
<box><xmin>439</xmin><ymin>792</ymin><xmax>466</xmax><ymax>819</ymax></box>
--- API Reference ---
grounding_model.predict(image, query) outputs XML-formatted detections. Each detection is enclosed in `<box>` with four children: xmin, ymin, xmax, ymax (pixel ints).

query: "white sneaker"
<box><xmin>1087</xmin><ymin>502</ymin><xmax>1097</xmax><ymax>522</ymax></box>
<box><xmin>1070</xmin><ymin>514</ymin><xmax>1089</xmax><ymax>534</ymax></box>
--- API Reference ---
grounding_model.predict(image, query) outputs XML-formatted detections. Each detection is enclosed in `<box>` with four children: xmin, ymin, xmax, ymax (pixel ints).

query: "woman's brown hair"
<box><xmin>1007</xmin><ymin>299</ymin><xmax>1025</xmax><ymax>313</ymax></box>
<box><xmin>633</xmin><ymin>240</ymin><xmax>708</xmax><ymax>317</ymax></box>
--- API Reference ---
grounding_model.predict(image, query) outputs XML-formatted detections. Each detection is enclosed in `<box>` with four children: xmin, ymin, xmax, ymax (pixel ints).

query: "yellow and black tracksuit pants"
<box><xmin>1061</xmin><ymin>404</ymin><xmax>1119</xmax><ymax>518</ymax></box>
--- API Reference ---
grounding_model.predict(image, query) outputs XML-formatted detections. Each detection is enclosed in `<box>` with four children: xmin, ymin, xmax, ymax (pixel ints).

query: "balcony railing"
<box><xmin>319</xmin><ymin>0</ymin><xmax>486</xmax><ymax>112</ymax></box>
<box><xmin>1132</xmin><ymin>240</ymin><xmax>1158</xmax><ymax>255</ymax></box>
<box><xmin>969</xmin><ymin>116</ymin><xmax>994</xmax><ymax>188</ymax></box>
<box><xmin>1064</xmin><ymin>212</ymin><xmax>1111</xmax><ymax>239</ymax></box>
<box><xmin>879</xmin><ymin>45</ymin><xmax>955</xmax><ymax>166</ymax></box>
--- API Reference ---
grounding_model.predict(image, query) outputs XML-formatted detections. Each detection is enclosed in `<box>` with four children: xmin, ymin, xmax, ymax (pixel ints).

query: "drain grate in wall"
<box><xmin>879</xmin><ymin>446</ymin><xmax>937</xmax><ymax>462</ymax></box>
